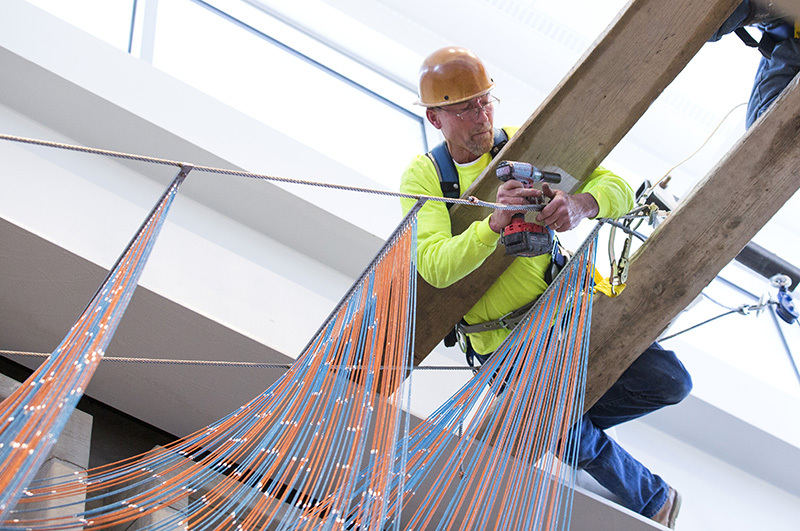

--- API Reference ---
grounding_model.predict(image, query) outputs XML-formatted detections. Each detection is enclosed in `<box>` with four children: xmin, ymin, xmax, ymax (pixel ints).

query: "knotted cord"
<box><xmin>2</xmin><ymin>201</ymin><xmax>421</xmax><ymax>531</ymax></box>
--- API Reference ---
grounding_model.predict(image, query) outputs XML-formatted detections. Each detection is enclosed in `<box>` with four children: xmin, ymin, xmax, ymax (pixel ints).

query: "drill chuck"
<box><xmin>496</xmin><ymin>161</ymin><xmax>561</xmax><ymax>184</ymax></box>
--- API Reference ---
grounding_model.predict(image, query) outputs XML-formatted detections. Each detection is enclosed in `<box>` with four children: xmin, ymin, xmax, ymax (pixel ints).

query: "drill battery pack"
<box><xmin>500</xmin><ymin>215</ymin><xmax>553</xmax><ymax>257</ymax></box>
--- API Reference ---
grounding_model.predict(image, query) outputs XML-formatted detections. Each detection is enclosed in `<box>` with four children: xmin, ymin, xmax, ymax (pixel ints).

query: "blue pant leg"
<box><xmin>746</xmin><ymin>36</ymin><xmax>800</xmax><ymax>128</ymax></box>
<box><xmin>709</xmin><ymin>0</ymin><xmax>753</xmax><ymax>41</ymax></box>
<box><xmin>572</xmin><ymin>416</ymin><xmax>670</xmax><ymax>518</ymax></box>
<box><xmin>707</xmin><ymin>1</ymin><xmax>800</xmax><ymax>129</ymax></box>
<box><xmin>566</xmin><ymin>343</ymin><xmax>692</xmax><ymax>516</ymax></box>
<box><xmin>588</xmin><ymin>342</ymin><xmax>692</xmax><ymax>429</ymax></box>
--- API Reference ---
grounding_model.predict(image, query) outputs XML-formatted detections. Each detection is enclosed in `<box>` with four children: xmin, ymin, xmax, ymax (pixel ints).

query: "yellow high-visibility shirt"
<box><xmin>399</xmin><ymin>126</ymin><xmax>634</xmax><ymax>354</ymax></box>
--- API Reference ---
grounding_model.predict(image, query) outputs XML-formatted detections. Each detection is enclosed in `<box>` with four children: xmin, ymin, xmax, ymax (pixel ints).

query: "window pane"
<box><xmin>26</xmin><ymin>0</ymin><xmax>134</xmax><ymax>52</ymax></box>
<box><xmin>152</xmin><ymin>0</ymin><xmax>425</xmax><ymax>190</ymax></box>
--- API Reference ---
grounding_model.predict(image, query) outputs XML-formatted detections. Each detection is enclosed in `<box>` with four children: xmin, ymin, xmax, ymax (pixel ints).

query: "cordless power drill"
<box><xmin>496</xmin><ymin>161</ymin><xmax>562</xmax><ymax>257</ymax></box>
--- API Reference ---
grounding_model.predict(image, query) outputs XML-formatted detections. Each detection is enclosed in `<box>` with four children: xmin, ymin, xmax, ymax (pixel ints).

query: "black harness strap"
<box><xmin>735</xmin><ymin>21</ymin><xmax>796</xmax><ymax>60</ymax></box>
<box><xmin>426</xmin><ymin>128</ymin><xmax>508</xmax><ymax>208</ymax></box>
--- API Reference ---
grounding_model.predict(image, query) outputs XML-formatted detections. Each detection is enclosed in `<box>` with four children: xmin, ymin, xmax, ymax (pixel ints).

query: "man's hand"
<box><xmin>489</xmin><ymin>179</ymin><xmax>543</xmax><ymax>233</ymax></box>
<box><xmin>535</xmin><ymin>183</ymin><xmax>599</xmax><ymax>232</ymax></box>
<box><xmin>490</xmin><ymin>181</ymin><xmax>599</xmax><ymax>234</ymax></box>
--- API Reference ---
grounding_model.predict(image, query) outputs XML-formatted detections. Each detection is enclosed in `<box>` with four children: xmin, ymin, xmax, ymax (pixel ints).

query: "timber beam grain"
<box><xmin>413</xmin><ymin>0</ymin><xmax>741</xmax><ymax>364</ymax></box>
<box><xmin>583</xmin><ymin>73</ymin><xmax>800</xmax><ymax>410</ymax></box>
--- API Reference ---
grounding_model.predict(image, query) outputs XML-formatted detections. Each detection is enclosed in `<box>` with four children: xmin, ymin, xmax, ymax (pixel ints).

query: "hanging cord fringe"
<box><xmin>0</xmin><ymin>129</ymin><xmax>609</xmax><ymax>529</ymax></box>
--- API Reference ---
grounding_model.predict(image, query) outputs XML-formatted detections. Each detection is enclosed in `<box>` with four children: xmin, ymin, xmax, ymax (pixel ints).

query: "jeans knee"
<box><xmin>639</xmin><ymin>343</ymin><xmax>693</xmax><ymax>405</ymax></box>
<box><xmin>662</xmin><ymin>365</ymin><xmax>692</xmax><ymax>405</ymax></box>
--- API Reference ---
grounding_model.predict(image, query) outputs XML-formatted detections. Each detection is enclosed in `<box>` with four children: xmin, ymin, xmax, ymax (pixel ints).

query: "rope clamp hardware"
<box><xmin>178</xmin><ymin>163</ymin><xmax>195</xmax><ymax>179</ymax></box>
<box><xmin>772</xmin><ymin>274</ymin><xmax>799</xmax><ymax>324</ymax></box>
<box><xmin>496</xmin><ymin>309</ymin><xmax>518</xmax><ymax>330</ymax></box>
<box><xmin>608</xmin><ymin>228</ymin><xmax>619</xmax><ymax>290</ymax></box>
<box><xmin>608</xmin><ymin>224</ymin><xmax>632</xmax><ymax>295</ymax></box>
<box><xmin>616</xmin><ymin>234</ymin><xmax>633</xmax><ymax>286</ymax></box>
<box><xmin>648</xmin><ymin>203</ymin><xmax>660</xmax><ymax>227</ymax></box>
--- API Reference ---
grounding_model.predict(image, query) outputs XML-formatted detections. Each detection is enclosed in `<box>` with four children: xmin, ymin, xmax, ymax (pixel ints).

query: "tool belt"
<box><xmin>449</xmin><ymin>299</ymin><xmax>538</xmax><ymax>371</ymax></box>
<box><xmin>443</xmin><ymin>243</ymin><xmax>568</xmax><ymax>352</ymax></box>
<box><xmin>457</xmin><ymin>299</ymin><xmax>537</xmax><ymax>335</ymax></box>
<box><xmin>442</xmin><ymin>297</ymin><xmax>538</xmax><ymax>356</ymax></box>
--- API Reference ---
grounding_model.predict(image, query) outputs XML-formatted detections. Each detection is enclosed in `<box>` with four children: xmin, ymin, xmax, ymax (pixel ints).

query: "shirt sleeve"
<box><xmin>399</xmin><ymin>155</ymin><xmax>500</xmax><ymax>288</ymax></box>
<box><xmin>578</xmin><ymin>166</ymin><xmax>635</xmax><ymax>219</ymax></box>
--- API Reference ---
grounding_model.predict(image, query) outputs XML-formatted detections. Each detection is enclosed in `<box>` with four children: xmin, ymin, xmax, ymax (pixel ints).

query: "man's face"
<box><xmin>428</xmin><ymin>94</ymin><xmax>497</xmax><ymax>163</ymax></box>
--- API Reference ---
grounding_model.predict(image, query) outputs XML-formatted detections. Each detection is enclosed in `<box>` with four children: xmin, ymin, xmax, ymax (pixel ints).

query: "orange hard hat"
<box><xmin>417</xmin><ymin>46</ymin><xmax>495</xmax><ymax>107</ymax></box>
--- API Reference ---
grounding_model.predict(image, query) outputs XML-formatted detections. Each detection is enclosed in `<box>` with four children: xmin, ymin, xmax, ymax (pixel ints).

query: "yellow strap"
<box><xmin>593</xmin><ymin>267</ymin><xmax>625</xmax><ymax>298</ymax></box>
<box><xmin>795</xmin><ymin>21</ymin><xmax>799</xmax><ymax>39</ymax></box>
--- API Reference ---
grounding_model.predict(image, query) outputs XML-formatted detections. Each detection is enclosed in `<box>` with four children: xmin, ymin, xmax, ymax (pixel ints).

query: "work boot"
<box><xmin>651</xmin><ymin>487</ymin><xmax>682</xmax><ymax>529</ymax></box>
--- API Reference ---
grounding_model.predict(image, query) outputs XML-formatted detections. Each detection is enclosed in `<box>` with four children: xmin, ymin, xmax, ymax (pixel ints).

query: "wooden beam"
<box><xmin>584</xmin><ymin>73</ymin><xmax>800</xmax><ymax>409</ymax></box>
<box><xmin>413</xmin><ymin>0</ymin><xmax>741</xmax><ymax>364</ymax></box>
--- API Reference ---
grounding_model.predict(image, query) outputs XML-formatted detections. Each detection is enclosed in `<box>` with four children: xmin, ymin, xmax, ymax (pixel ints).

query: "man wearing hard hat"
<box><xmin>399</xmin><ymin>46</ymin><xmax>692</xmax><ymax>529</ymax></box>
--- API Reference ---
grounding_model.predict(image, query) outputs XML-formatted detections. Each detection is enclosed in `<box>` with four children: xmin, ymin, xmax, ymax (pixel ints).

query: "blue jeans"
<box><xmin>469</xmin><ymin>341</ymin><xmax>692</xmax><ymax>517</ymax></box>
<box><xmin>747</xmin><ymin>35</ymin><xmax>800</xmax><ymax>127</ymax></box>
<box><xmin>570</xmin><ymin>342</ymin><xmax>692</xmax><ymax>517</ymax></box>
<box><xmin>710</xmin><ymin>0</ymin><xmax>800</xmax><ymax>128</ymax></box>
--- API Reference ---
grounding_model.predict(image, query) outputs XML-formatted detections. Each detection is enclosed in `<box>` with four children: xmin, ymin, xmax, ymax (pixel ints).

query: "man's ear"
<box><xmin>426</xmin><ymin>108</ymin><xmax>442</xmax><ymax>130</ymax></box>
